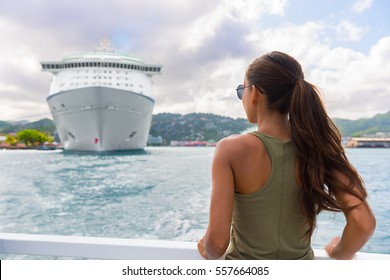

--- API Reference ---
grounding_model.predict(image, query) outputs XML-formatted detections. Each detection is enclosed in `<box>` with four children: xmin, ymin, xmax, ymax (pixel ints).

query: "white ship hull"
<box><xmin>47</xmin><ymin>87</ymin><xmax>154</xmax><ymax>151</ymax></box>
<box><xmin>41</xmin><ymin>45</ymin><xmax>162</xmax><ymax>152</ymax></box>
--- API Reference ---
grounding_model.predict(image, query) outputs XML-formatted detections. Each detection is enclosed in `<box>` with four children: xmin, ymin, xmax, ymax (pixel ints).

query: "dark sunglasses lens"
<box><xmin>237</xmin><ymin>89</ymin><xmax>243</xmax><ymax>100</ymax></box>
<box><xmin>236</xmin><ymin>85</ymin><xmax>244</xmax><ymax>100</ymax></box>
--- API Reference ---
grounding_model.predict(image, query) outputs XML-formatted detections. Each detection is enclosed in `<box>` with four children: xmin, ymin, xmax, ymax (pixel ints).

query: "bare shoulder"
<box><xmin>217</xmin><ymin>134</ymin><xmax>255</xmax><ymax>147</ymax></box>
<box><xmin>215</xmin><ymin>134</ymin><xmax>262</xmax><ymax>158</ymax></box>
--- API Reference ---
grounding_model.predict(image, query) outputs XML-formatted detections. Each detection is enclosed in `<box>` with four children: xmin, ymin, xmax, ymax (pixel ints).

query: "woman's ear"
<box><xmin>250</xmin><ymin>86</ymin><xmax>259</xmax><ymax>105</ymax></box>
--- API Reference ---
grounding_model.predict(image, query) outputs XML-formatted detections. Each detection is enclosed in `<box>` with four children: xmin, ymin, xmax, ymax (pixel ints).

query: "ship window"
<box><xmin>108</xmin><ymin>62</ymin><xmax>112</xmax><ymax>67</ymax></box>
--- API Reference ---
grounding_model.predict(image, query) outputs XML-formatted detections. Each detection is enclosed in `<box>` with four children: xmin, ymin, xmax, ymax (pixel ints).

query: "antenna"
<box><xmin>96</xmin><ymin>37</ymin><xmax>113</xmax><ymax>52</ymax></box>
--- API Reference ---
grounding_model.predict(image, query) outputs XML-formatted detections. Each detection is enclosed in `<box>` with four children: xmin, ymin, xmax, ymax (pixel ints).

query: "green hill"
<box><xmin>149</xmin><ymin>113</ymin><xmax>251</xmax><ymax>144</ymax></box>
<box><xmin>1</xmin><ymin>111</ymin><xmax>390</xmax><ymax>140</ymax></box>
<box><xmin>334</xmin><ymin>111</ymin><xmax>390</xmax><ymax>137</ymax></box>
<box><xmin>0</xmin><ymin>118</ymin><xmax>56</xmax><ymax>134</ymax></box>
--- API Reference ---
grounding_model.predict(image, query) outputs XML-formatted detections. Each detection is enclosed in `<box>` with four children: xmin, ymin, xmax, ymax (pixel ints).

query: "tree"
<box><xmin>16</xmin><ymin>129</ymin><xmax>52</xmax><ymax>146</ymax></box>
<box><xmin>5</xmin><ymin>135</ymin><xmax>18</xmax><ymax>146</ymax></box>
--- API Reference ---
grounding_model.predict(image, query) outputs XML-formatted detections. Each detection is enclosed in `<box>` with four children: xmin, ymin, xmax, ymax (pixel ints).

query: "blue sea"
<box><xmin>0</xmin><ymin>147</ymin><xmax>389</xmax><ymax>259</ymax></box>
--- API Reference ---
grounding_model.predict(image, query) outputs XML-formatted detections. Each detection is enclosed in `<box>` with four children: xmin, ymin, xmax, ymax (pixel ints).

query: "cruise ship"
<box><xmin>41</xmin><ymin>44</ymin><xmax>162</xmax><ymax>151</ymax></box>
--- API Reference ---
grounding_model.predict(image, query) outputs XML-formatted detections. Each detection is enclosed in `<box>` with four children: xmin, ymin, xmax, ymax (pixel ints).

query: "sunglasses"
<box><xmin>236</xmin><ymin>84</ymin><xmax>252</xmax><ymax>100</ymax></box>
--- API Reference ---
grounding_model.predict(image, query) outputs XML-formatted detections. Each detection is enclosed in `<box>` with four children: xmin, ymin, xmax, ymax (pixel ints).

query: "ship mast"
<box><xmin>96</xmin><ymin>37</ymin><xmax>113</xmax><ymax>52</ymax></box>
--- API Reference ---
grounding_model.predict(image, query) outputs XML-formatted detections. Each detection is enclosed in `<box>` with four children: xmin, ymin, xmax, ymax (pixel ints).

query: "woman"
<box><xmin>197</xmin><ymin>51</ymin><xmax>376</xmax><ymax>260</ymax></box>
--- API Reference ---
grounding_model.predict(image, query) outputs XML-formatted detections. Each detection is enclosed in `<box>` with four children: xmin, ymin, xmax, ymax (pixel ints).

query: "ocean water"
<box><xmin>0</xmin><ymin>147</ymin><xmax>389</xmax><ymax>259</ymax></box>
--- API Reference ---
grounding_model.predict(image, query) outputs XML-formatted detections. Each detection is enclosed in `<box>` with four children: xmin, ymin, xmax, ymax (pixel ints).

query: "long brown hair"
<box><xmin>246</xmin><ymin>51</ymin><xmax>367</xmax><ymax>236</ymax></box>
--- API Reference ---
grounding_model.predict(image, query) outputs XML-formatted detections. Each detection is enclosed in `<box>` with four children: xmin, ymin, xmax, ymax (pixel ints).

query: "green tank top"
<box><xmin>225</xmin><ymin>131</ymin><xmax>314</xmax><ymax>260</ymax></box>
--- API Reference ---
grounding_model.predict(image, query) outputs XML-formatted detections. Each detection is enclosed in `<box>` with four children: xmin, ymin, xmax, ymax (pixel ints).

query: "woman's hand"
<box><xmin>197</xmin><ymin>236</ymin><xmax>206</xmax><ymax>259</ymax></box>
<box><xmin>325</xmin><ymin>236</ymin><xmax>354</xmax><ymax>260</ymax></box>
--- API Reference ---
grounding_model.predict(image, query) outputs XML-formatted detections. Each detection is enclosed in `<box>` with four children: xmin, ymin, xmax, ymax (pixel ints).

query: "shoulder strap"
<box><xmin>248</xmin><ymin>131</ymin><xmax>273</xmax><ymax>159</ymax></box>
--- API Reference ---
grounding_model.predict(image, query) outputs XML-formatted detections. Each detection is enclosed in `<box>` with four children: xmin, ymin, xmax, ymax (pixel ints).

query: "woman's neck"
<box><xmin>257</xmin><ymin>111</ymin><xmax>290</xmax><ymax>140</ymax></box>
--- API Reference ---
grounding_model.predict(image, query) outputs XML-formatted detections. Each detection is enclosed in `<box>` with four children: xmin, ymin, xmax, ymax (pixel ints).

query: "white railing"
<box><xmin>1</xmin><ymin>233</ymin><xmax>389</xmax><ymax>260</ymax></box>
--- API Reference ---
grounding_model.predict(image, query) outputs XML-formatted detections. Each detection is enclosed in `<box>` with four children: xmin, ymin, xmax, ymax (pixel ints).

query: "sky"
<box><xmin>0</xmin><ymin>0</ymin><xmax>389</xmax><ymax>121</ymax></box>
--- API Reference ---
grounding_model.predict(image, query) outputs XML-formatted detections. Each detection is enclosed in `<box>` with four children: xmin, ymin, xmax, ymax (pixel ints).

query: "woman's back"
<box><xmin>198</xmin><ymin>51</ymin><xmax>375</xmax><ymax>260</ymax></box>
<box><xmin>225</xmin><ymin>132</ymin><xmax>313</xmax><ymax>260</ymax></box>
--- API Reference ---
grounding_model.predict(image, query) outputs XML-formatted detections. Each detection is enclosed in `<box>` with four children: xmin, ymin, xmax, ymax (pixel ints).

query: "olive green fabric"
<box><xmin>225</xmin><ymin>131</ymin><xmax>314</xmax><ymax>260</ymax></box>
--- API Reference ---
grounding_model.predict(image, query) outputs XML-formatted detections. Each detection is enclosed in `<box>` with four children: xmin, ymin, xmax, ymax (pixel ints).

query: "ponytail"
<box><xmin>247</xmin><ymin>51</ymin><xmax>367</xmax><ymax>237</ymax></box>
<box><xmin>289</xmin><ymin>79</ymin><xmax>367</xmax><ymax>236</ymax></box>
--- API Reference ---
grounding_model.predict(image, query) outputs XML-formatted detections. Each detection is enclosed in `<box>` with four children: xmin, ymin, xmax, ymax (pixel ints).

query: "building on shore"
<box><xmin>347</xmin><ymin>137</ymin><xmax>390</xmax><ymax>148</ymax></box>
<box><xmin>170</xmin><ymin>140</ymin><xmax>217</xmax><ymax>147</ymax></box>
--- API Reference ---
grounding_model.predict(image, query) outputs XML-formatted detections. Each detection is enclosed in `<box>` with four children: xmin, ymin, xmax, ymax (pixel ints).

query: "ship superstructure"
<box><xmin>41</xmin><ymin>46</ymin><xmax>162</xmax><ymax>151</ymax></box>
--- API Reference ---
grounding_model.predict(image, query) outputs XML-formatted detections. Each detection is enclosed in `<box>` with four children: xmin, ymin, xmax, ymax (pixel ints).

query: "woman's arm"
<box><xmin>198</xmin><ymin>139</ymin><xmax>235</xmax><ymax>259</ymax></box>
<box><xmin>325</xmin><ymin>173</ymin><xmax>376</xmax><ymax>259</ymax></box>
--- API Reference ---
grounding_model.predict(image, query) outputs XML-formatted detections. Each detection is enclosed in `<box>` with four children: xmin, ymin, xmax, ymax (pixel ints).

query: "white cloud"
<box><xmin>310</xmin><ymin>37</ymin><xmax>390</xmax><ymax>119</ymax></box>
<box><xmin>180</xmin><ymin>0</ymin><xmax>287</xmax><ymax>51</ymax></box>
<box><xmin>336</xmin><ymin>20</ymin><xmax>366</xmax><ymax>42</ymax></box>
<box><xmin>0</xmin><ymin>0</ymin><xmax>388</xmax><ymax>122</ymax></box>
<box><xmin>352</xmin><ymin>0</ymin><xmax>373</xmax><ymax>13</ymax></box>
